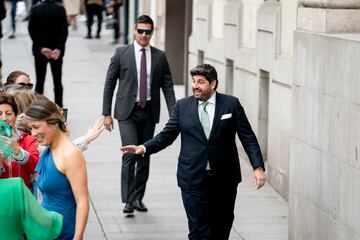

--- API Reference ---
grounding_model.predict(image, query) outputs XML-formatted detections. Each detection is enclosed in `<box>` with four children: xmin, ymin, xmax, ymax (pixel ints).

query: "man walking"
<box><xmin>121</xmin><ymin>64</ymin><xmax>266</xmax><ymax>240</ymax></box>
<box><xmin>28</xmin><ymin>0</ymin><xmax>68</xmax><ymax>107</ymax></box>
<box><xmin>102</xmin><ymin>15</ymin><xmax>176</xmax><ymax>214</ymax></box>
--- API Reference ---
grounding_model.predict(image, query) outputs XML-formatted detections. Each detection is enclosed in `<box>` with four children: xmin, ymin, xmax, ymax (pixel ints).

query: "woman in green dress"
<box><xmin>0</xmin><ymin>177</ymin><xmax>63</xmax><ymax>239</ymax></box>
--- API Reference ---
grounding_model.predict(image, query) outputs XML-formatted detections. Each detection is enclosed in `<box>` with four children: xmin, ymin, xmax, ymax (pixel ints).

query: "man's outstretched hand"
<box><xmin>120</xmin><ymin>145</ymin><xmax>145</xmax><ymax>155</ymax></box>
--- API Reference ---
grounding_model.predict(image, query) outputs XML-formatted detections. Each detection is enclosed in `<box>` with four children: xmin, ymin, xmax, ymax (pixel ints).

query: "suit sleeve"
<box><xmin>160</xmin><ymin>54</ymin><xmax>176</xmax><ymax>116</ymax></box>
<box><xmin>28</xmin><ymin>8</ymin><xmax>40</xmax><ymax>48</ymax></box>
<box><xmin>102</xmin><ymin>48</ymin><xmax>121</xmax><ymax>115</ymax></box>
<box><xmin>235</xmin><ymin>99</ymin><xmax>265</xmax><ymax>171</ymax></box>
<box><xmin>56</xmin><ymin>7</ymin><xmax>69</xmax><ymax>52</ymax></box>
<box><xmin>144</xmin><ymin>101</ymin><xmax>180</xmax><ymax>154</ymax></box>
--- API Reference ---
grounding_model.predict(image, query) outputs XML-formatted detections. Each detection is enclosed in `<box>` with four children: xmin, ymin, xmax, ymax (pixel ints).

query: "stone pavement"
<box><xmin>1</xmin><ymin>16</ymin><xmax>288</xmax><ymax>240</ymax></box>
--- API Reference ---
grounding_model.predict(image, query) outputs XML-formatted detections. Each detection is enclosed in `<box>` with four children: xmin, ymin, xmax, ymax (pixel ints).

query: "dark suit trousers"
<box><xmin>34</xmin><ymin>54</ymin><xmax>63</xmax><ymax>107</ymax></box>
<box><xmin>118</xmin><ymin>102</ymin><xmax>155</xmax><ymax>203</ymax></box>
<box><xmin>181</xmin><ymin>176</ymin><xmax>238</xmax><ymax>240</ymax></box>
<box><xmin>86</xmin><ymin>4</ymin><xmax>103</xmax><ymax>36</ymax></box>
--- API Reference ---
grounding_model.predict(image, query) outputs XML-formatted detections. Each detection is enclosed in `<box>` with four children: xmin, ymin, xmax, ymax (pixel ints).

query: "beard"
<box><xmin>192</xmin><ymin>87</ymin><xmax>213</xmax><ymax>101</ymax></box>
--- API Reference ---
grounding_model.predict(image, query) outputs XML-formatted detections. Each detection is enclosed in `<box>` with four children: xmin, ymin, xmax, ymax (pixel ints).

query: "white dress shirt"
<box><xmin>134</xmin><ymin>41</ymin><xmax>152</xmax><ymax>102</ymax></box>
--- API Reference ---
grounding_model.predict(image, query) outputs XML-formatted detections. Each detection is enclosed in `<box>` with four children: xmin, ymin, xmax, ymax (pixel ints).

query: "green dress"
<box><xmin>0</xmin><ymin>178</ymin><xmax>63</xmax><ymax>240</ymax></box>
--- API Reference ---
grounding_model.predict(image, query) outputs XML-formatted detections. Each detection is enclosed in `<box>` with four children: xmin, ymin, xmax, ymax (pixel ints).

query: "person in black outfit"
<box><xmin>28</xmin><ymin>0</ymin><xmax>68</xmax><ymax>107</ymax></box>
<box><xmin>84</xmin><ymin>0</ymin><xmax>104</xmax><ymax>39</ymax></box>
<box><xmin>121</xmin><ymin>64</ymin><xmax>266</xmax><ymax>240</ymax></box>
<box><xmin>0</xmin><ymin>0</ymin><xmax>5</xmax><ymax>39</ymax></box>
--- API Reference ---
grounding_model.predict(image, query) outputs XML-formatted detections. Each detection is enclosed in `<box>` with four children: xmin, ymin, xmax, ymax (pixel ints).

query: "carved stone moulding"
<box><xmin>298</xmin><ymin>0</ymin><xmax>360</xmax><ymax>9</ymax></box>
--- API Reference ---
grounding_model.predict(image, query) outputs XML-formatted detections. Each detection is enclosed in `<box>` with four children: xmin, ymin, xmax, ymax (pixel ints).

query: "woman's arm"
<box><xmin>65</xmin><ymin>147</ymin><xmax>89</xmax><ymax>240</ymax></box>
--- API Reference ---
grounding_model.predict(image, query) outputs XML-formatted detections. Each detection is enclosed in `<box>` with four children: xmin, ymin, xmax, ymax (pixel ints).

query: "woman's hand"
<box><xmin>0</xmin><ymin>135</ymin><xmax>13</xmax><ymax>158</ymax></box>
<box><xmin>84</xmin><ymin>117</ymin><xmax>106</xmax><ymax>144</ymax></box>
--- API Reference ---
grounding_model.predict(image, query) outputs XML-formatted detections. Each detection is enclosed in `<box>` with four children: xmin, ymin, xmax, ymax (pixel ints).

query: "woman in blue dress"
<box><xmin>25</xmin><ymin>97</ymin><xmax>89</xmax><ymax>240</ymax></box>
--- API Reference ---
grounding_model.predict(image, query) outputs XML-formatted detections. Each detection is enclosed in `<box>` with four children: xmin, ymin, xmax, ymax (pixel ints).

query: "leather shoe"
<box><xmin>123</xmin><ymin>202</ymin><xmax>135</xmax><ymax>214</ymax></box>
<box><xmin>134</xmin><ymin>200</ymin><xmax>148</xmax><ymax>212</ymax></box>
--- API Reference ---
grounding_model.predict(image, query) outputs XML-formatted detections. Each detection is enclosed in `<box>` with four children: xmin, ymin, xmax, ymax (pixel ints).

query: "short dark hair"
<box><xmin>0</xmin><ymin>94</ymin><xmax>18</xmax><ymax>116</ymax></box>
<box><xmin>190</xmin><ymin>64</ymin><xmax>218</xmax><ymax>89</ymax></box>
<box><xmin>135</xmin><ymin>15</ymin><xmax>154</xmax><ymax>30</ymax></box>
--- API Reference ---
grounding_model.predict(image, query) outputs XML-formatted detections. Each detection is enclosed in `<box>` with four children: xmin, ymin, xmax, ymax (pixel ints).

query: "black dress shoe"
<box><xmin>134</xmin><ymin>200</ymin><xmax>148</xmax><ymax>212</ymax></box>
<box><xmin>123</xmin><ymin>202</ymin><xmax>135</xmax><ymax>214</ymax></box>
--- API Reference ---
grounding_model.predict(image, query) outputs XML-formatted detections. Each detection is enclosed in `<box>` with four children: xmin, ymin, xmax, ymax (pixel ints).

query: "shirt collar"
<box><xmin>198</xmin><ymin>92</ymin><xmax>216</xmax><ymax>106</ymax></box>
<box><xmin>134</xmin><ymin>41</ymin><xmax>150</xmax><ymax>52</ymax></box>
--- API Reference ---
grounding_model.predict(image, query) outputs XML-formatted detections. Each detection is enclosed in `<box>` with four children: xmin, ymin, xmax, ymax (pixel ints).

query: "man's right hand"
<box><xmin>103</xmin><ymin>115</ymin><xmax>114</xmax><ymax>131</ymax></box>
<box><xmin>40</xmin><ymin>48</ymin><xmax>52</xmax><ymax>59</ymax></box>
<box><xmin>120</xmin><ymin>145</ymin><xmax>145</xmax><ymax>155</ymax></box>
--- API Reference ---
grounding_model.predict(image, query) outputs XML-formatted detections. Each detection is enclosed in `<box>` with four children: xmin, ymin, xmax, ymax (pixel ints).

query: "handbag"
<box><xmin>105</xmin><ymin>16</ymin><xmax>117</xmax><ymax>30</ymax></box>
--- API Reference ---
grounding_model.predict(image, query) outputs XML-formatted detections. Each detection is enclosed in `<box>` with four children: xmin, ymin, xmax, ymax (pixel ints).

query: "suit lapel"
<box><xmin>190</xmin><ymin>97</ymin><xmax>208</xmax><ymax>140</ymax></box>
<box><xmin>209</xmin><ymin>93</ymin><xmax>223</xmax><ymax>140</ymax></box>
<box><xmin>129</xmin><ymin>44</ymin><xmax>137</xmax><ymax>82</ymax></box>
<box><xmin>150</xmin><ymin>46</ymin><xmax>156</xmax><ymax>84</ymax></box>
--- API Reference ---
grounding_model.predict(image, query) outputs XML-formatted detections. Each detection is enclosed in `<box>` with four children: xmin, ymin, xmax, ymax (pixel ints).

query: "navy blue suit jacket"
<box><xmin>144</xmin><ymin>93</ymin><xmax>264</xmax><ymax>190</ymax></box>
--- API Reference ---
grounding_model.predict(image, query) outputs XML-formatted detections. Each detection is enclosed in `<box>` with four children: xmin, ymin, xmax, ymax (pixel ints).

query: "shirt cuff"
<box><xmin>72</xmin><ymin>136</ymin><xmax>88</xmax><ymax>152</ymax></box>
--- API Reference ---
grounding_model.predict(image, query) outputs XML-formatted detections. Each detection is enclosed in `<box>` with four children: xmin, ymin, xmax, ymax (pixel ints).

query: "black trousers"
<box><xmin>86</xmin><ymin>4</ymin><xmax>103</xmax><ymax>36</ymax></box>
<box><xmin>34</xmin><ymin>54</ymin><xmax>63</xmax><ymax>107</ymax></box>
<box><xmin>181</xmin><ymin>176</ymin><xmax>238</xmax><ymax>240</ymax></box>
<box><xmin>118</xmin><ymin>102</ymin><xmax>155</xmax><ymax>203</ymax></box>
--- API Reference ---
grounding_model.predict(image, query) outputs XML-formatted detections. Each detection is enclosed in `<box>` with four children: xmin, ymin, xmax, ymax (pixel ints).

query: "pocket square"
<box><xmin>221</xmin><ymin>113</ymin><xmax>232</xmax><ymax>120</ymax></box>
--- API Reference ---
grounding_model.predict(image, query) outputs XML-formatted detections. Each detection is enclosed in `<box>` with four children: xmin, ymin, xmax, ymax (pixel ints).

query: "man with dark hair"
<box><xmin>121</xmin><ymin>64</ymin><xmax>266</xmax><ymax>240</ymax></box>
<box><xmin>28</xmin><ymin>0</ymin><xmax>68</xmax><ymax>107</ymax></box>
<box><xmin>102</xmin><ymin>15</ymin><xmax>176</xmax><ymax>214</ymax></box>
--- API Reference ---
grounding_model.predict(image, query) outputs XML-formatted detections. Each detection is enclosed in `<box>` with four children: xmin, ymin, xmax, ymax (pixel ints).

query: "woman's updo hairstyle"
<box><xmin>25</xmin><ymin>97</ymin><xmax>66</xmax><ymax>132</ymax></box>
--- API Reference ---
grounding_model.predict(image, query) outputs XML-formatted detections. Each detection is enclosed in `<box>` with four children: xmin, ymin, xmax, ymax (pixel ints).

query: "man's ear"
<box><xmin>211</xmin><ymin>80</ymin><xmax>217</xmax><ymax>90</ymax></box>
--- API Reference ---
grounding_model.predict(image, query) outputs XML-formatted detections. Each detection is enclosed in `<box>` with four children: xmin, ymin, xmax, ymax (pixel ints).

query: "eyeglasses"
<box><xmin>17</xmin><ymin>82</ymin><xmax>34</xmax><ymax>89</ymax></box>
<box><xmin>136</xmin><ymin>29</ymin><xmax>153</xmax><ymax>35</ymax></box>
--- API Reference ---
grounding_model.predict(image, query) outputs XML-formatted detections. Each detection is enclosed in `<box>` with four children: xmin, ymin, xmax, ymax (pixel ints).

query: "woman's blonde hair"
<box><xmin>10</xmin><ymin>90</ymin><xmax>39</xmax><ymax>114</ymax></box>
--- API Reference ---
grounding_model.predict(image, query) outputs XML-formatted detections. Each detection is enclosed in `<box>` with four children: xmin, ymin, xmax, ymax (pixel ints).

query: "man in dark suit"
<box><xmin>28</xmin><ymin>0</ymin><xmax>68</xmax><ymax>108</ymax></box>
<box><xmin>121</xmin><ymin>64</ymin><xmax>266</xmax><ymax>240</ymax></box>
<box><xmin>102</xmin><ymin>15</ymin><xmax>176</xmax><ymax>214</ymax></box>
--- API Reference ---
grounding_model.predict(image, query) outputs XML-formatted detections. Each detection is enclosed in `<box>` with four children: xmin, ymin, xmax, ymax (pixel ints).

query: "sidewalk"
<box><xmin>1</xmin><ymin>18</ymin><xmax>288</xmax><ymax>240</ymax></box>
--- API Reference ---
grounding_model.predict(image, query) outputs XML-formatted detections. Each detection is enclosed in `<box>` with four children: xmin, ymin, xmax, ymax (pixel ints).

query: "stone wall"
<box><xmin>290</xmin><ymin>30</ymin><xmax>360</xmax><ymax>240</ymax></box>
<box><xmin>290</xmin><ymin>1</ymin><xmax>360</xmax><ymax>238</ymax></box>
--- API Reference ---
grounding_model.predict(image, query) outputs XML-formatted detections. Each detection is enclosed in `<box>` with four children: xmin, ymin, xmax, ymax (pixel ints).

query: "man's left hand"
<box><xmin>51</xmin><ymin>49</ymin><xmax>61</xmax><ymax>60</ymax></box>
<box><xmin>253</xmin><ymin>168</ymin><xmax>266</xmax><ymax>189</ymax></box>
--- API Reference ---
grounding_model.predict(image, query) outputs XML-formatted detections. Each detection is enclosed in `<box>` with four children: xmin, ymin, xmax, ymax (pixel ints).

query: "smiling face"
<box><xmin>134</xmin><ymin>23</ymin><xmax>153</xmax><ymax>47</ymax></box>
<box><xmin>27</xmin><ymin>120</ymin><xmax>57</xmax><ymax>146</ymax></box>
<box><xmin>192</xmin><ymin>75</ymin><xmax>216</xmax><ymax>101</ymax></box>
<box><xmin>0</xmin><ymin>104</ymin><xmax>16</xmax><ymax>127</ymax></box>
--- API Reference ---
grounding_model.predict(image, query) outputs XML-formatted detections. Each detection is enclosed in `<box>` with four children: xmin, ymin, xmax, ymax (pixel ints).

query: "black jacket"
<box><xmin>28</xmin><ymin>0</ymin><xmax>68</xmax><ymax>56</ymax></box>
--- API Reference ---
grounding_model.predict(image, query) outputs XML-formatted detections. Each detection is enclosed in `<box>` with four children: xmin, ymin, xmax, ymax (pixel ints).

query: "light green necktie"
<box><xmin>200</xmin><ymin>102</ymin><xmax>210</xmax><ymax>139</ymax></box>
